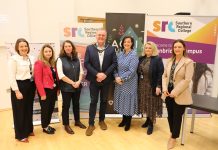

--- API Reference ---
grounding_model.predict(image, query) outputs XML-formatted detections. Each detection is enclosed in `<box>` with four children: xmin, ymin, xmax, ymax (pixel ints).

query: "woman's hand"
<box><xmin>74</xmin><ymin>81</ymin><xmax>81</xmax><ymax>88</ymax></box>
<box><xmin>169</xmin><ymin>93</ymin><xmax>175</xmax><ymax>98</ymax></box>
<box><xmin>41</xmin><ymin>96</ymin><xmax>46</xmax><ymax>101</ymax></box>
<box><xmin>15</xmin><ymin>90</ymin><xmax>23</xmax><ymax>100</ymax></box>
<box><xmin>163</xmin><ymin>91</ymin><xmax>170</xmax><ymax>97</ymax></box>
<box><xmin>71</xmin><ymin>81</ymin><xmax>77</xmax><ymax>88</ymax></box>
<box><xmin>156</xmin><ymin>87</ymin><xmax>161</xmax><ymax>96</ymax></box>
<box><xmin>115</xmin><ymin>77</ymin><xmax>123</xmax><ymax>85</ymax></box>
<box><xmin>57</xmin><ymin>90</ymin><xmax>60</xmax><ymax>96</ymax></box>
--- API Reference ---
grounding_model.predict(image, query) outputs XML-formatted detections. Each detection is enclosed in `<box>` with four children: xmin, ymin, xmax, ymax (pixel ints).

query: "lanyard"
<box><xmin>28</xmin><ymin>58</ymin><xmax>32</xmax><ymax>76</ymax></box>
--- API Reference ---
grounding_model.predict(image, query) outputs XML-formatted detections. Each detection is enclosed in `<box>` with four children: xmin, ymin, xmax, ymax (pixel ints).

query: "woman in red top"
<box><xmin>34</xmin><ymin>44</ymin><xmax>59</xmax><ymax>134</ymax></box>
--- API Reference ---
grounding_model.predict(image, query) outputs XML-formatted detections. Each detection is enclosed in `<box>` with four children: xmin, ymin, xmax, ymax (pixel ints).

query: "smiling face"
<box><xmin>96</xmin><ymin>30</ymin><xmax>107</xmax><ymax>46</ymax></box>
<box><xmin>63</xmin><ymin>42</ymin><xmax>73</xmax><ymax>55</ymax></box>
<box><xmin>123</xmin><ymin>37</ymin><xmax>133</xmax><ymax>51</ymax></box>
<box><xmin>43</xmin><ymin>47</ymin><xmax>53</xmax><ymax>61</ymax></box>
<box><xmin>18</xmin><ymin>42</ymin><xmax>29</xmax><ymax>56</ymax></box>
<box><xmin>144</xmin><ymin>44</ymin><xmax>153</xmax><ymax>57</ymax></box>
<box><xmin>173</xmin><ymin>42</ymin><xmax>185</xmax><ymax>57</ymax></box>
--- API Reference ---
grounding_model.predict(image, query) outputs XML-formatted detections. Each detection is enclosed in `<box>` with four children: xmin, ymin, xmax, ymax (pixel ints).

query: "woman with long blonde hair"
<box><xmin>34</xmin><ymin>44</ymin><xmax>59</xmax><ymax>134</ymax></box>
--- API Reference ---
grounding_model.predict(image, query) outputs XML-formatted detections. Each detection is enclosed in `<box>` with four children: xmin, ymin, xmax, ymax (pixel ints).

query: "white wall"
<box><xmin>0</xmin><ymin>0</ymin><xmax>29</xmax><ymax>109</ymax></box>
<box><xmin>0</xmin><ymin>0</ymin><xmax>29</xmax><ymax>42</ymax></box>
<box><xmin>75</xmin><ymin>0</ymin><xmax>218</xmax><ymax>17</ymax></box>
<box><xmin>1</xmin><ymin>0</ymin><xmax>218</xmax><ymax>109</ymax></box>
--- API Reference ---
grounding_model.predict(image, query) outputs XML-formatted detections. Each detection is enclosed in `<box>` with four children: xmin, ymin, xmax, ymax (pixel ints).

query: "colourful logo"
<box><xmin>153</xmin><ymin>21</ymin><xmax>175</xmax><ymax>32</ymax></box>
<box><xmin>63</xmin><ymin>27</ymin><xmax>85</xmax><ymax>37</ymax></box>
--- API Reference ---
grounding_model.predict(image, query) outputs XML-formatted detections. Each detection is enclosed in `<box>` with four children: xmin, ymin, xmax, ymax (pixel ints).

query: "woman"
<box><xmin>57</xmin><ymin>40</ymin><xmax>86</xmax><ymax>134</ymax></box>
<box><xmin>8</xmin><ymin>38</ymin><xmax>36</xmax><ymax>143</ymax></box>
<box><xmin>192</xmin><ymin>63</ymin><xmax>213</xmax><ymax>95</ymax></box>
<box><xmin>138</xmin><ymin>41</ymin><xmax>164</xmax><ymax>135</ymax></box>
<box><xmin>34</xmin><ymin>44</ymin><xmax>59</xmax><ymax>134</ymax></box>
<box><xmin>162</xmin><ymin>39</ymin><xmax>194</xmax><ymax>149</ymax></box>
<box><xmin>114</xmin><ymin>36</ymin><xmax>139</xmax><ymax>131</ymax></box>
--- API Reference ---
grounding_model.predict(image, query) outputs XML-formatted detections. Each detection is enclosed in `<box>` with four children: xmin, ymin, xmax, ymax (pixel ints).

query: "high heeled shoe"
<box><xmin>29</xmin><ymin>132</ymin><xmax>35</xmax><ymax>136</ymax></box>
<box><xmin>17</xmin><ymin>138</ymin><xmax>29</xmax><ymax>143</ymax></box>
<box><xmin>167</xmin><ymin>138</ymin><xmax>176</xmax><ymax>149</ymax></box>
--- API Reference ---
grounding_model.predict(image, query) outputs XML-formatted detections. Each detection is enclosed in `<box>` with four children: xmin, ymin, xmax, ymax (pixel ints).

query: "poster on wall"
<box><xmin>6</xmin><ymin>43</ymin><xmax>59</xmax><ymax>125</ymax></box>
<box><xmin>106</xmin><ymin>13</ymin><xmax>145</xmax><ymax>55</ymax></box>
<box><xmin>105</xmin><ymin>13</ymin><xmax>145</xmax><ymax>114</ymax></box>
<box><xmin>60</xmin><ymin>23</ymin><xmax>103</xmax><ymax>118</ymax></box>
<box><xmin>146</xmin><ymin>15</ymin><xmax>218</xmax><ymax>116</ymax></box>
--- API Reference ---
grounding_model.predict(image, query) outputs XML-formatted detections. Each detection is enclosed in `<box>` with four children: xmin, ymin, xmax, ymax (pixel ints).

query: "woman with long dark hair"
<box><xmin>162</xmin><ymin>39</ymin><xmax>194</xmax><ymax>149</ymax></box>
<box><xmin>57</xmin><ymin>40</ymin><xmax>86</xmax><ymax>134</ymax></box>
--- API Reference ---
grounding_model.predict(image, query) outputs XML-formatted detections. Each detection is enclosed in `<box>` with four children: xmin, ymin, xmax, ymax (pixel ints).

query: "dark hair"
<box><xmin>192</xmin><ymin>63</ymin><xmax>213</xmax><ymax>93</ymax></box>
<box><xmin>121</xmin><ymin>36</ymin><xmax>134</xmax><ymax>49</ymax></box>
<box><xmin>172</xmin><ymin>39</ymin><xmax>187</xmax><ymax>57</ymax></box>
<box><xmin>15</xmin><ymin>38</ymin><xmax>30</xmax><ymax>54</ymax></box>
<box><xmin>59</xmin><ymin>40</ymin><xmax>77</xmax><ymax>59</ymax></box>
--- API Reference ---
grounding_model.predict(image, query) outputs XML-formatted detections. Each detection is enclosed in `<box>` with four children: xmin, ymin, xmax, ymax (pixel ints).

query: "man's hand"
<box><xmin>96</xmin><ymin>73</ymin><xmax>107</xmax><ymax>82</ymax></box>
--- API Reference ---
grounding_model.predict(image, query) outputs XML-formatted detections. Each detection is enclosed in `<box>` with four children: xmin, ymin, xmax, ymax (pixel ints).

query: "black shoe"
<box><xmin>118</xmin><ymin>121</ymin><xmax>126</xmax><ymax>127</ymax></box>
<box><xmin>75</xmin><ymin>121</ymin><xmax>87</xmax><ymax>129</ymax></box>
<box><xmin>124</xmin><ymin>124</ymin><xmax>130</xmax><ymax>131</ymax></box>
<box><xmin>124</xmin><ymin>116</ymin><xmax>132</xmax><ymax>131</ymax></box>
<box><xmin>141</xmin><ymin>118</ymin><xmax>150</xmax><ymax>128</ymax></box>
<box><xmin>48</xmin><ymin>126</ymin><xmax>56</xmax><ymax>132</ymax></box>
<box><xmin>43</xmin><ymin>127</ymin><xmax>55</xmax><ymax>134</ymax></box>
<box><xmin>147</xmin><ymin>125</ymin><xmax>153</xmax><ymax>135</ymax></box>
<box><xmin>118</xmin><ymin>115</ymin><xmax>127</xmax><ymax>127</ymax></box>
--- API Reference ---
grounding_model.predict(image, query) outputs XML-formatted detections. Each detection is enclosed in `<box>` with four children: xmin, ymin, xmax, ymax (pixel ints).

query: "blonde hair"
<box><xmin>142</xmin><ymin>41</ymin><xmax>159</xmax><ymax>56</ymax></box>
<box><xmin>38</xmin><ymin>44</ymin><xmax>56</xmax><ymax>67</ymax></box>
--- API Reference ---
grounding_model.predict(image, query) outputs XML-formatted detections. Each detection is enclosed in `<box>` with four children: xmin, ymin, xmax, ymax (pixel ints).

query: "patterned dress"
<box><xmin>138</xmin><ymin>57</ymin><xmax>162</xmax><ymax>123</ymax></box>
<box><xmin>114</xmin><ymin>50</ymin><xmax>139</xmax><ymax>116</ymax></box>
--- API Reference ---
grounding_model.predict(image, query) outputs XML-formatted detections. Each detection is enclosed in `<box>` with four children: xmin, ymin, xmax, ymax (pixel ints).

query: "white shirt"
<box><xmin>56</xmin><ymin>57</ymin><xmax>84</xmax><ymax>80</ymax></box>
<box><xmin>96</xmin><ymin>44</ymin><xmax>105</xmax><ymax>70</ymax></box>
<box><xmin>8</xmin><ymin>54</ymin><xmax>35</xmax><ymax>91</ymax></box>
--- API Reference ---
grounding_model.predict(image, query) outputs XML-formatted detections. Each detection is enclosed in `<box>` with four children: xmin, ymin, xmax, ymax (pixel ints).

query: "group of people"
<box><xmin>9</xmin><ymin>29</ymin><xmax>194</xmax><ymax>150</ymax></box>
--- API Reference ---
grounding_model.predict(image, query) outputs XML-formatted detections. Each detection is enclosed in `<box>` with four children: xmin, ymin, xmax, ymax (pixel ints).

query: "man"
<box><xmin>84</xmin><ymin>29</ymin><xmax>117</xmax><ymax>136</ymax></box>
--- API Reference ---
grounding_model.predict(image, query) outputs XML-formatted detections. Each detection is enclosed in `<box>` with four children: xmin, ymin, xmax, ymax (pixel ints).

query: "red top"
<box><xmin>34</xmin><ymin>60</ymin><xmax>59</xmax><ymax>97</ymax></box>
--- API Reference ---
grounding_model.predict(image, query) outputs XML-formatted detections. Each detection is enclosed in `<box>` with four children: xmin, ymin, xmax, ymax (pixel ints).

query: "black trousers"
<box><xmin>61</xmin><ymin>90</ymin><xmax>81</xmax><ymax>125</ymax></box>
<box><xmin>11</xmin><ymin>79</ymin><xmax>35</xmax><ymax>140</ymax></box>
<box><xmin>39</xmin><ymin>88</ymin><xmax>57</xmax><ymax>128</ymax></box>
<box><xmin>88</xmin><ymin>82</ymin><xmax>110</xmax><ymax>125</ymax></box>
<box><xmin>165</xmin><ymin>86</ymin><xmax>186</xmax><ymax>138</ymax></box>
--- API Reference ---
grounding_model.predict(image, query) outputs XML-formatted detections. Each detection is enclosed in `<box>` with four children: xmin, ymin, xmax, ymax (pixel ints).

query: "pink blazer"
<box><xmin>34</xmin><ymin>60</ymin><xmax>59</xmax><ymax>97</ymax></box>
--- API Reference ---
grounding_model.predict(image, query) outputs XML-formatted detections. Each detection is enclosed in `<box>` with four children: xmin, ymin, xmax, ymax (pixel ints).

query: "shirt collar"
<box><xmin>96</xmin><ymin>43</ymin><xmax>105</xmax><ymax>50</ymax></box>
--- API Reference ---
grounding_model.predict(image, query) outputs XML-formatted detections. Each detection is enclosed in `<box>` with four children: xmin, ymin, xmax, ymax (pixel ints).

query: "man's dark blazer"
<box><xmin>84</xmin><ymin>44</ymin><xmax>117</xmax><ymax>85</ymax></box>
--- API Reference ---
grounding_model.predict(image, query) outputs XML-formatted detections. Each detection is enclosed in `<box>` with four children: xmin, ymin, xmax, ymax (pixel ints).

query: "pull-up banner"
<box><xmin>106</xmin><ymin>13</ymin><xmax>145</xmax><ymax>114</ymax></box>
<box><xmin>146</xmin><ymin>15</ymin><xmax>218</xmax><ymax>116</ymax></box>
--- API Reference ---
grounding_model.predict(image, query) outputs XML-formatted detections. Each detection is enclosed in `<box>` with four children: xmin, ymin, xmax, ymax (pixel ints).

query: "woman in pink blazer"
<box><xmin>162</xmin><ymin>39</ymin><xmax>194</xmax><ymax>149</ymax></box>
<box><xmin>34</xmin><ymin>44</ymin><xmax>59</xmax><ymax>134</ymax></box>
